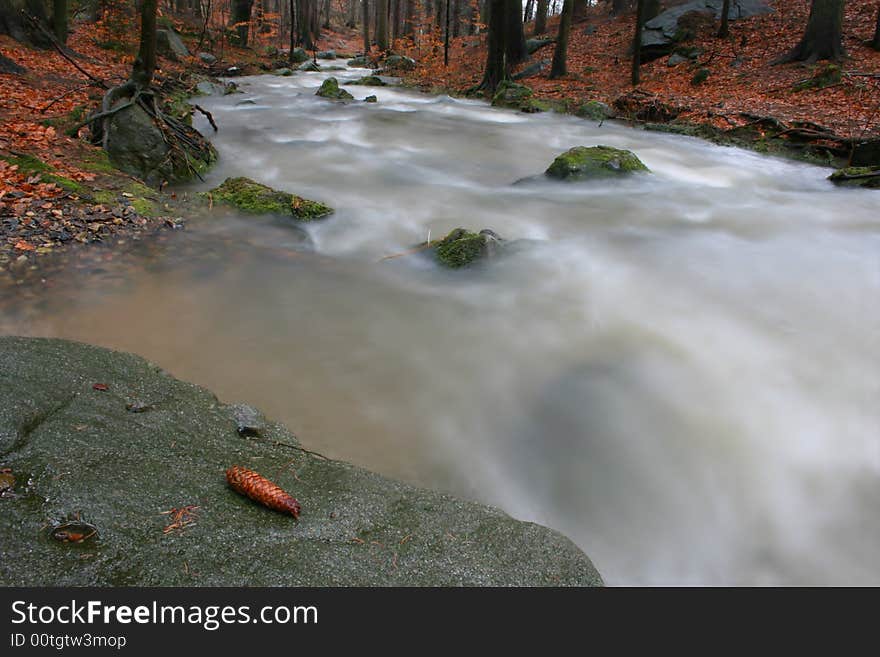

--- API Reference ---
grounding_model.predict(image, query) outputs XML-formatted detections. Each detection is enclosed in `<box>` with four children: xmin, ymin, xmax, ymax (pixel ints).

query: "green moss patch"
<box><xmin>491</xmin><ymin>81</ymin><xmax>533</xmax><ymax>110</ymax></box>
<box><xmin>545</xmin><ymin>146</ymin><xmax>650</xmax><ymax>181</ymax></box>
<box><xmin>434</xmin><ymin>228</ymin><xmax>488</xmax><ymax>268</ymax></box>
<box><xmin>0</xmin><ymin>153</ymin><xmax>52</xmax><ymax>173</ymax></box>
<box><xmin>828</xmin><ymin>166</ymin><xmax>880</xmax><ymax>189</ymax></box>
<box><xmin>208</xmin><ymin>177</ymin><xmax>334</xmax><ymax>221</ymax></box>
<box><xmin>316</xmin><ymin>78</ymin><xmax>354</xmax><ymax>101</ymax></box>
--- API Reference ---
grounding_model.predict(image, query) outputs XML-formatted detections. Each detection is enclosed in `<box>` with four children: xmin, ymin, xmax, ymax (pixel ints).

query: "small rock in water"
<box><xmin>365</xmin><ymin>95</ymin><xmax>378</xmax><ymax>103</ymax></box>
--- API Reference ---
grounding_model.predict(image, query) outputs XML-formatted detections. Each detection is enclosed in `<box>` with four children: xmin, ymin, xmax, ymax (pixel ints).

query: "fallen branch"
<box><xmin>21</xmin><ymin>10</ymin><xmax>108</xmax><ymax>89</ymax></box>
<box><xmin>193</xmin><ymin>104</ymin><xmax>218</xmax><ymax>132</ymax></box>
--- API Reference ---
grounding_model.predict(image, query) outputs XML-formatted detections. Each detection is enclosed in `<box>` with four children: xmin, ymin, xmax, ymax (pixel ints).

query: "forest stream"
<box><xmin>2</xmin><ymin>65</ymin><xmax>878</xmax><ymax>585</ymax></box>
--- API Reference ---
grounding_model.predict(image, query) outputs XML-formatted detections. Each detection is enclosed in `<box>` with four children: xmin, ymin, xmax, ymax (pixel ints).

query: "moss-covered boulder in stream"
<box><xmin>0</xmin><ymin>336</ymin><xmax>603</xmax><ymax>586</ymax></box>
<box><xmin>827</xmin><ymin>166</ymin><xmax>880</xmax><ymax>190</ymax></box>
<box><xmin>545</xmin><ymin>146</ymin><xmax>650</xmax><ymax>181</ymax></box>
<box><xmin>316</xmin><ymin>77</ymin><xmax>354</xmax><ymax>101</ymax></box>
<box><xmin>345</xmin><ymin>75</ymin><xmax>387</xmax><ymax>86</ymax></box>
<box><xmin>491</xmin><ymin>81</ymin><xmax>534</xmax><ymax>111</ymax></box>
<box><xmin>208</xmin><ymin>177</ymin><xmax>333</xmax><ymax>220</ymax></box>
<box><xmin>433</xmin><ymin>228</ymin><xmax>505</xmax><ymax>269</ymax></box>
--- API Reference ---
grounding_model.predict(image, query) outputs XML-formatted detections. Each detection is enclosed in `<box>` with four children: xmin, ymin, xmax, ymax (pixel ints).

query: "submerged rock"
<box><xmin>273</xmin><ymin>67</ymin><xmax>293</xmax><ymax>76</ymax></box>
<box><xmin>208</xmin><ymin>177</ymin><xmax>334</xmax><ymax>220</ymax></box>
<box><xmin>545</xmin><ymin>146</ymin><xmax>650</xmax><ymax>181</ymax></box>
<box><xmin>491</xmin><ymin>81</ymin><xmax>534</xmax><ymax>110</ymax></box>
<box><xmin>345</xmin><ymin>75</ymin><xmax>387</xmax><ymax>86</ymax></box>
<box><xmin>433</xmin><ymin>228</ymin><xmax>504</xmax><ymax>268</ymax></box>
<box><xmin>828</xmin><ymin>166</ymin><xmax>880</xmax><ymax>190</ymax></box>
<box><xmin>365</xmin><ymin>95</ymin><xmax>378</xmax><ymax>103</ymax></box>
<box><xmin>317</xmin><ymin>50</ymin><xmax>336</xmax><ymax>60</ymax></box>
<box><xmin>0</xmin><ymin>336</ymin><xmax>603</xmax><ymax>586</ymax></box>
<box><xmin>316</xmin><ymin>77</ymin><xmax>354</xmax><ymax>100</ymax></box>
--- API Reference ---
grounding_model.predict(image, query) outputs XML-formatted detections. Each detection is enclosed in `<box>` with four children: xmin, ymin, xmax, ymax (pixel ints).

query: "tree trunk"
<box><xmin>549</xmin><ymin>0</ymin><xmax>572</xmax><ymax>78</ymax></box>
<box><xmin>632</xmin><ymin>0</ymin><xmax>644</xmax><ymax>85</ymax></box>
<box><xmin>718</xmin><ymin>0</ymin><xmax>730</xmax><ymax>38</ymax></box>
<box><xmin>362</xmin><ymin>0</ymin><xmax>370</xmax><ymax>51</ymax></box>
<box><xmin>297</xmin><ymin>0</ymin><xmax>315</xmax><ymax>49</ymax></box>
<box><xmin>779</xmin><ymin>0</ymin><xmax>845</xmax><ymax>62</ymax></box>
<box><xmin>452</xmin><ymin>0</ymin><xmax>461</xmax><ymax>37</ymax></box>
<box><xmin>523</xmin><ymin>0</ymin><xmax>534</xmax><ymax>23</ymax></box>
<box><xmin>480</xmin><ymin>0</ymin><xmax>506</xmax><ymax>92</ymax></box>
<box><xmin>376</xmin><ymin>0</ymin><xmax>388</xmax><ymax>49</ymax></box>
<box><xmin>53</xmin><ymin>0</ymin><xmax>67</xmax><ymax>43</ymax></box>
<box><xmin>644</xmin><ymin>0</ymin><xmax>659</xmax><ymax>21</ymax></box>
<box><xmin>534</xmin><ymin>0</ymin><xmax>548</xmax><ymax>35</ymax></box>
<box><xmin>610</xmin><ymin>0</ymin><xmax>629</xmax><ymax>16</ymax></box>
<box><xmin>504</xmin><ymin>0</ymin><xmax>525</xmax><ymax>65</ymax></box>
<box><xmin>404</xmin><ymin>0</ymin><xmax>415</xmax><ymax>36</ymax></box>
<box><xmin>231</xmin><ymin>0</ymin><xmax>255</xmax><ymax>46</ymax></box>
<box><xmin>132</xmin><ymin>0</ymin><xmax>158</xmax><ymax>87</ymax></box>
<box><xmin>871</xmin><ymin>3</ymin><xmax>880</xmax><ymax>51</ymax></box>
<box><xmin>392</xmin><ymin>0</ymin><xmax>400</xmax><ymax>39</ymax></box>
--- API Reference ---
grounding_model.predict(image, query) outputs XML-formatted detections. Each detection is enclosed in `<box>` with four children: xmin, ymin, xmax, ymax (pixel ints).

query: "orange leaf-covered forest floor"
<box><xmin>392</xmin><ymin>1</ymin><xmax>880</xmax><ymax>140</ymax></box>
<box><xmin>1</xmin><ymin>2</ymin><xmax>877</xmax><ymax>277</ymax></box>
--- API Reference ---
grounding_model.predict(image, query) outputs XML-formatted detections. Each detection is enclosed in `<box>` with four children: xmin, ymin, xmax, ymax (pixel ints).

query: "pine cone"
<box><xmin>226</xmin><ymin>466</ymin><xmax>301</xmax><ymax>519</ymax></box>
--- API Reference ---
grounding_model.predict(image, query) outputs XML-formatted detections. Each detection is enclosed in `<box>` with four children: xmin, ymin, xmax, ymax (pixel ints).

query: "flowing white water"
<box><xmin>2</xmin><ymin>67</ymin><xmax>878</xmax><ymax>584</ymax></box>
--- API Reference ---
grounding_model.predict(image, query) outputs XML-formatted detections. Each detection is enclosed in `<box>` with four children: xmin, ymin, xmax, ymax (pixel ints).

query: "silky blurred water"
<box><xmin>2</xmin><ymin>66</ymin><xmax>878</xmax><ymax>585</ymax></box>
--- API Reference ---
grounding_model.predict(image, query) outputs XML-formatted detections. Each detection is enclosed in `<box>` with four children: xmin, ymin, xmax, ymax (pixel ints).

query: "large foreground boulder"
<box><xmin>545</xmin><ymin>146</ymin><xmax>650</xmax><ymax>181</ymax></box>
<box><xmin>0</xmin><ymin>337</ymin><xmax>603</xmax><ymax>586</ymax></box>
<box><xmin>104</xmin><ymin>103</ymin><xmax>216</xmax><ymax>186</ymax></box>
<box><xmin>208</xmin><ymin>177</ymin><xmax>334</xmax><ymax>221</ymax></box>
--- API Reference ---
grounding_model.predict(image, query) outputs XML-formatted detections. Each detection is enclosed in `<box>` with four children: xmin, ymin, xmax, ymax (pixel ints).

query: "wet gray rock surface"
<box><xmin>0</xmin><ymin>337</ymin><xmax>603</xmax><ymax>586</ymax></box>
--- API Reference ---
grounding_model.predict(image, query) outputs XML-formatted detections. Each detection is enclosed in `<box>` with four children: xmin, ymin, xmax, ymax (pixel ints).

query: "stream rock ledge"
<box><xmin>0</xmin><ymin>337</ymin><xmax>603</xmax><ymax>586</ymax></box>
<box><xmin>207</xmin><ymin>177</ymin><xmax>333</xmax><ymax>221</ymax></box>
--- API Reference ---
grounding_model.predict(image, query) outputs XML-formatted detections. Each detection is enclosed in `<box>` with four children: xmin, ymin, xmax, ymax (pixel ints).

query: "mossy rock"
<box><xmin>576</xmin><ymin>100</ymin><xmax>614</xmax><ymax>121</ymax></box>
<box><xmin>346</xmin><ymin>75</ymin><xmax>387</xmax><ymax>86</ymax></box>
<box><xmin>545</xmin><ymin>146</ymin><xmax>650</xmax><ymax>181</ymax></box>
<box><xmin>298</xmin><ymin>60</ymin><xmax>320</xmax><ymax>72</ymax></box>
<box><xmin>828</xmin><ymin>166</ymin><xmax>880</xmax><ymax>189</ymax></box>
<box><xmin>432</xmin><ymin>228</ymin><xmax>504</xmax><ymax>269</ymax></box>
<box><xmin>384</xmin><ymin>54</ymin><xmax>416</xmax><ymax>71</ymax></box>
<box><xmin>520</xmin><ymin>98</ymin><xmax>552</xmax><ymax>114</ymax></box>
<box><xmin>691</xmin><ymin>68</ymin><xmax>710</xmax><ymax>86</ymax></box>
<box><xmin>316</xmin><ymin>77</ymin><xmax>354</xmax><ymax>101</ymax></box>
<box><xmin>794</xmin><ymin>63</ymin><xmax>842</xmax><ymax>91</ymax></box>
<box><xmin>365</xmin><ymin>95</ymin><xmax>378</xmax><ymax>103</ymax></box>
<box><xmin>347</xmin><ymin>55</ymin><xmax>369</xmax><ymax>67</ymax></box>
<box><xmin>491</xmin><ymin>81</ymin><xmax>533</xmax><ymax>110</ymax></box>
<box><xmin>290</xmin><ymin>47</ymin><xmax>309</xmax><ymax>63</ymax></box>
<box><xmin>273</xmin><ymin>68</ymin><xmax>294</xmax><ymax>76</ymax></box>
<box><xmin>208</xmin><ymin>177</ymin><xmax>334</xmax><ymax>220</ymax></box>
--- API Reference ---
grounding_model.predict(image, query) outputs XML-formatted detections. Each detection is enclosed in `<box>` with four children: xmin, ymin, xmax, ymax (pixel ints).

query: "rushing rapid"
<box><xmin>2</xmin><ymin>65</ymin><xmax>878</xmax><ymax>585</ymax></box>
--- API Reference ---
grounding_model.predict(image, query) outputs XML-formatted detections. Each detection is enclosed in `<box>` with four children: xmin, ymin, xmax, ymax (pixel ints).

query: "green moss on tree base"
<box><xmin>545</xmin><ymin>146</ymin><xmax>650</xmax><ymax>181</ymax></box>
<box><xmin>208</xmin><ymin>177</ymin><xmax>334</xmax><ymax>220</ymax></box>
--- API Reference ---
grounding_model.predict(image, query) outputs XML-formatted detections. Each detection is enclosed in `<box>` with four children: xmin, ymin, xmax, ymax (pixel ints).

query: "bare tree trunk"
<box><xmin>376</xmin><ymin>0</ymin><xmax>388</xmax><ymax>49</ymax></box>
<box><xmin>53</xmin><ymin>0</ymin><xmax>67</xmax><ymax>43</ymax></box>
<box><xmin>362</xmin><ymin>0</ymin><xmax>370</xmax><ymax>50</ymax></box>
<box><xmin>718</xmin><ymin>0</ymin><xmax>730</xmax><ymax>37</ymax></box>
<box><xmin>549</xmin><ymin>0</ymin><xmax>572</xmax><ymax>77</ymax></box>
<box><xmin>871</xmin><ymin>3</ymin><xmax>880</xmax><ymax>51</ymax></box>
<box><xmin>523</xmin><ymin>0</ymin><xmax>534</xmax><ymax>23</ymax></box>
<box><xmin>504</xmin><ymin>0</ymin><xmax>525</xmax><ymax>65</ymax></box>
<box><xmin>610</xmin><ymin>0</ymin><xmax>629</xmax><ymax>15</ymax></box>
<box><xmin>777</xmin><ymin>0</ymin><xmax>846</xmax><ymax>62</ymax></box>
<box><xmin>132</xmin><ymin>0</ymin><xmax>158</xmax><ymax>87</ymax></box>
<box><xmin>534</xmin><ymin>0</ymin><xmax>548</xmax><ymax>35</ymax></box>
<box><xmin>452</xmin><ymin>0</ymin><xmax>461</xmax><ymax>37</ymax></box>
<box><xmin>231</xmin><ymin>0</ymin><xmax>255</xmax><ymax>46</ymax></box>
<box><xmin>480</xmin><ymin>0</ymin><xmax>506</xmax><ymax>92</ymax></box>
<box><xmin>632</xmin><ymin>0</ymin><xmax>643</xmax><ymax>85</ymax></box>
